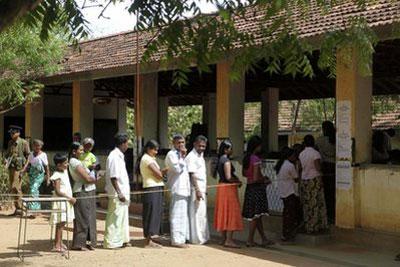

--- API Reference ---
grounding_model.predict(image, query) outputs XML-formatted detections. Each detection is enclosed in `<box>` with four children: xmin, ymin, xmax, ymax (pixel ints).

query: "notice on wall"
<box><xmin>336</xmin><ymin>100</ymin><xmax>352</xmax><ymax>159</ymax></box>
<box><xmin>336</xmin><ymin>160</ymin><xmax>352</xmax><ymax>190</ymax></box>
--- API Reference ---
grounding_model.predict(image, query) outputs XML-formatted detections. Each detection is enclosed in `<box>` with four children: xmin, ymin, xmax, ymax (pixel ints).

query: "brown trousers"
<box><xmin>9</xmin><ymin>168</ymin><xmax>22</xmax><ymax>210</ymax></box>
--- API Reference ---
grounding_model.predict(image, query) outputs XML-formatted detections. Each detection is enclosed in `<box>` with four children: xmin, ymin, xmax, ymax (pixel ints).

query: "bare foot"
<box><xmin>122</xmin><ymin>242</ymin><xmax>132</xmax><ymax>248</ymax></box>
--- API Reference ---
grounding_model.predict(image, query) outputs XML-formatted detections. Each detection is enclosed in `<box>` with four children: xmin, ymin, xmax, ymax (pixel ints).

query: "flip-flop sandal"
<box><xmin>246</xmin><ymin>243</ymin><xmax>258</xmax><ymax>247</ymax></box>
<box><xmin>51</xmin><ymin>247</ymin><xmax>66</xmax><ymax>253</ymax></box>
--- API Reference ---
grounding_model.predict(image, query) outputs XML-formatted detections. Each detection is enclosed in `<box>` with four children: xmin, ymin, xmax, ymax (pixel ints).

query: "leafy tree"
<box><xmin>0</xmin><ymin>23</ymin><xmax>65</xmax><ymax>114</ymax></box>
<box><xmin>0</xmin><ymin>0</ymin><xmax>390</xmax><ymax>85</ymax></box>
<box><xmin>126</xmin><ymin>105</ymin><xmax>202</xmax><ymax>143</ymax></box>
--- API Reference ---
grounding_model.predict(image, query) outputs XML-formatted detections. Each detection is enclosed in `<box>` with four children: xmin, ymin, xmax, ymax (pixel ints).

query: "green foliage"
<box><xmin>0</xmin><ymin>23</ymin><xmax>65</xmax><ymax>113</ymax></box>
<box><xmin>24</xmin><ymin>0</ymin><xmax>90</xmax><ymax>42</ymax></box>
<box><xmin>168</xmin><ymin>105</ymin><xmax>203</xmax><ymax>140</ymax></box>
<box><xmin>300</xmin><ymin>99</ymin><xmax>336</xmax><ymax>130</ymax></box>
<box><xmin>126</xmin><ymin>105</ymin><xmax>202</xmax><ymax>143</ymax></box>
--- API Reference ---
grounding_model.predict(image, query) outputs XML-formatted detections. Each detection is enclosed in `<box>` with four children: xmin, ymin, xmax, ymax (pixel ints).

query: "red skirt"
<box><xmin>213</xmin><ymin>183</ymin><xmax>244</xmax><ymax>232</ymax></box>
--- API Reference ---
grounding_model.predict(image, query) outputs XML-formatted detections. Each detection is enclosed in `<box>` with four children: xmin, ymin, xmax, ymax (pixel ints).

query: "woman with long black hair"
<box><xmin>213</xmin><ymin>139</ymin><xmax>243</xmax><ymax>248</ymax></box>
<box><xmin>136</xmin><ymin>140</ymin><xmax>167</xmax><ymax>248</ymax></box>
<box><xmin>68</xmin><ymin>142</ymin><xmax>97</xmax><ymax>251</ymax></box>
<box><xmin>241</xmin><ymin>136</ymin><xmax>273</xmax><ymax>247</ymax></box>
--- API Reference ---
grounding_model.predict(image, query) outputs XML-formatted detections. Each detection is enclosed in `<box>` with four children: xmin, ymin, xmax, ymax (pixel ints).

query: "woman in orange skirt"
<box><xmin>213</xmin><ymin>139</ymin><xmax>243</xmax><ymax>248</ymax></box>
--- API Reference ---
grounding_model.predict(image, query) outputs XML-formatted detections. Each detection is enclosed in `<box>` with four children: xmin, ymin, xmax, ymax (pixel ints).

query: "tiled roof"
<box><xmin>244</xmin><ymin>101</ymin><xmax>322</xmax><ymax>133</ymax></box>
<box><xmin>52</xmin><ymin>0</ymin><xmax>400</xmax><ymax>78</ymax></box>
<box><xmin>372</xmin><ymin>109</ymin><xmax>400</xmax><ymax>129</ymax></box>
<box><xmin>244</xmin><ymin>101</ymin><xmax>400</xmax><ymax>133</ymax></box>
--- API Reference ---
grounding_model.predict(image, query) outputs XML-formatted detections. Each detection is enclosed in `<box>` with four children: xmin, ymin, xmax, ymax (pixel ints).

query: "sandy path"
<box><xmin>0</xmin><ymin>212</ymin><xmax>338</xmax><ymax>267</ymax></box>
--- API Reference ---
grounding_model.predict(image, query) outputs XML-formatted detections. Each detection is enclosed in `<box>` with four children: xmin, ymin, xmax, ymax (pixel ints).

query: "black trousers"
<box><xmin>73</xmin><ymin>190</ymin><xmax>97</xmax><ymax>248</ymax></box>
<box><xmin>282</xmin><ymin>194</ymin><xmax>301</xmax><ymax>240</ymax></box>
<box><xmin>322</xmin><ymin>162</ymin><xmax>336</xmax><ymax>224</ymax></box>
<box><xmin>142</xmin><ymin>186</ymin><xmax>164</xmax><ymax>238</ymax></box>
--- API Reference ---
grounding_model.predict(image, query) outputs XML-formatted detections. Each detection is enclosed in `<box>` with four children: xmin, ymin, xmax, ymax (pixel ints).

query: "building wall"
<box><xmin>357</xmin><ymin>165</ymin><xmax>400</xmax><ymax>233</ymax></box>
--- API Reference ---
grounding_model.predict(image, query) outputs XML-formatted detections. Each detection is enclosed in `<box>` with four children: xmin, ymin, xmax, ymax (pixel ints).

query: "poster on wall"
<box><xmin>336</xmin><ymin>160</ymin><xmax>352</xmax><ymax>189</ymax></box>
<box><xmin>336</xmin><ymin>100</ymin><xmax>352</xmax><ymax>159</ymax></box>
<box><xmin>336</xmin><ymin>100</ymin><xmax>352</xmax><ymax>190</ymax></box>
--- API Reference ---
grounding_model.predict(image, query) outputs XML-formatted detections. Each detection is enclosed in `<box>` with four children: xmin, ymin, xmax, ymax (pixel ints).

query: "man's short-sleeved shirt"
<box><xmin>185</xmin><ymin>149</ymin><xmax>207</xmax><ymax>192</ymax></box>
<box><xmin>105</xmin><ymin>147</ymin><xmax>130</xmax><ymax>200</ymax></box>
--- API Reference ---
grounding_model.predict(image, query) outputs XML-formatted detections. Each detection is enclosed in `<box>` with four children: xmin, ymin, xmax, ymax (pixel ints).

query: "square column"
<box><xmin>216</xmin><ymin>61</ymin><xmax>245</xmax><ymax>157</ymax></box>
<box><xmin>335</xmin><ymin>47</ymin><xmax>372</xmax><ymax>229</ymax></box>
<box><xmin>25</xmin><ymin>90</ymin><xmax>44</xmax><ymax>142</ymax></box>
<box><xmin>135</xmin><ymin>73</ymin><xmax>158</xmax><ymax>145</ymax></box>
<box><xmin>117</xmin><ymin>99</ymin><xmax>127</xmax><ymax>133</ymax></box>
<box><xmin>202</xmin><ymin>93</ymin><xmax>217</xmax><ymax>150</ymax></box>
<box><xmin>158</xmin><ymin>97</ymin><xmax>169</xmax><ymax>149</ymax></box>
<box><xmin>72</xmin><ymin>80</ymin><xmax>94</xmax><ymax>139</ymax></box>
<box><xmin>261</xmin><ymin>88</ymin><xmax>279</xmax><ymax>152</ymax></box>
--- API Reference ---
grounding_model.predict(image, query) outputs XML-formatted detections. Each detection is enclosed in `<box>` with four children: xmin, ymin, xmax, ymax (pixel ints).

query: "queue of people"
<box><xmin>3</xmin><ymin>121</ymin><xmax>341</xmax><ymax>253</ymax></box>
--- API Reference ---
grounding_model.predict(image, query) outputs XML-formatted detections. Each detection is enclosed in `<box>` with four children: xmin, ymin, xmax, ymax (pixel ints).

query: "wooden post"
<box><xmin>216</xmin><ymin>61</ymin><xmax>245</xmax><ymax>156</ymax></box>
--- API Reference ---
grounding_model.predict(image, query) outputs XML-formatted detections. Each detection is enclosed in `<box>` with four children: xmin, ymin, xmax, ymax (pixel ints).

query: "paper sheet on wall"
<box><xmin>336</xmin><ymin>100</ymin><xmax>352</xmax><ymax>159</ymax></box>
<box><xmin>336</xmin><ymin>160</ymin><xmax>352</xmax><ymax>190</ymax></box>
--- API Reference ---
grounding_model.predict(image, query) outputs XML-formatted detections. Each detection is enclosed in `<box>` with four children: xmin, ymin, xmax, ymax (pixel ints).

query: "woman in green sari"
<box><xmin>21</xmin><ymin>139</ymin><xmax>50</xmax><ymax>215</ymax></box>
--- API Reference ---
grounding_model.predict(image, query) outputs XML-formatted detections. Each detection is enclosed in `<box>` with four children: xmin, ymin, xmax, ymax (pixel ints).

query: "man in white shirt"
<box><xmin>165</xmin><ymin>134</ymin><xmax>191</xmax><ymax>248</ymax></box>
<box><xmin>103</xmin><ymin>133</ymin><xmax>131</xmax><ymax>249</ymax></box>
<box><xmin>186</xmin><ymin>135</ymin><xmax>210</xmax><ymax>245</ymax></box>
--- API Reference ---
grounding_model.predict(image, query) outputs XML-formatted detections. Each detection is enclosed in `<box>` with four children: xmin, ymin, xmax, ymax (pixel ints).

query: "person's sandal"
<box><xmin>261</xmin><ymin>239</ymin><xmax>275</xmax><ymax>247</ymax></box>
<box><xmin>51</xmin><ymin>246</ymin><xmax>66</xmax><ymax>253</ymax></box>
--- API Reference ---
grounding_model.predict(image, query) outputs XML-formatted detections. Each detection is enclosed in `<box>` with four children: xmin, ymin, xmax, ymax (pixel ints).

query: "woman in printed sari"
<box><xmin>21</xmin><ymin>139</ymin><xmax>50</xmax><ymax>216</ymax></box>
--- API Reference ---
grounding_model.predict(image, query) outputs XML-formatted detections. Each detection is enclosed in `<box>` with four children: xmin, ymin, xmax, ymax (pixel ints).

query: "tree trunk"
<box><xmin>0</xmin><ymin>0</ymin><xmax>43</xmax><ymax>32</ymax></box>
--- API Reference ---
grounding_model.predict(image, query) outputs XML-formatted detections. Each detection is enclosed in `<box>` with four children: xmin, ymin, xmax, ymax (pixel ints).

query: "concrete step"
<box><xmin>333</xmin><ymin>227</ymin><xmax>400</xmax><ymax>253</ymax></box>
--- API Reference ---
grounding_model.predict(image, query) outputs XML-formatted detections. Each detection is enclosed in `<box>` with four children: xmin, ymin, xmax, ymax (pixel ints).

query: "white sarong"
<box><xmin>189</xmin><ymin>190</ymin><xmax>210</xmax><ymax>244</ymax></box>
<box><xmin>103</xmin><ymin>198</ymin><xmax>130</xmax><ymax>248</ymax></box>
<box><xmin>170</xmin><ymin>194</ymin><xmax>190</xmax><ymax>245</ymax></box>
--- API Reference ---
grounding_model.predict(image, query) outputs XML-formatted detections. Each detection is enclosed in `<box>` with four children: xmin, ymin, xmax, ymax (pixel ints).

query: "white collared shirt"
<box><xmin>185</xmin><ymin>149</ymin><xmax>207</xmax><ymax>193</ymax></box>
<box><xmin>105</xmin><ymin>147</ymin><xmax>130</xmax><ymax>200</ymax></box>
<box><xmin>165</xmin><ymin>149</ymin><xmax>191</xmax><ymax>197</ymax></box>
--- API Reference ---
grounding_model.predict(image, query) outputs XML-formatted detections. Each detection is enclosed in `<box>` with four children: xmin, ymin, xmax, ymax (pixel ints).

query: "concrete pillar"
<box><xmin>25</xmin><ymin>90</ymin><xmax>44</xmax><ymax>142</ymax></box>
<box><xmin>335</xmin><ymin>47</ymin><xmax>372</xmax><ymax>229</ymax></box>
<box><xmin>158</xmin><ymin>97</ymin><xmax>169</xmax><ymax>149</ymax></box>
<box><xmin>216</xmin><ymin>61</ymin><xmax>245</xmax><ymax>157</ymax></box>
<box><xmin>117</xmin><ymin>99</ymin><xmax>127</xmax><ymax>133</ymax></box>
<box><xmin>135</xmin><ymin>73</ymin><xmax>158</xmax><ymax>145</ymax></box>
<box><xmin>72</xmin><ymin>80</ymin><xmax>94</xmax><ymax>139</ymax></box>
<box><xmin>202</xmin><ymin>93</ymin><xmax>217</xmax><ymax>150</ymax></box>
<box><xmin>261</xmin><ymin>88</ymin><xmax>279</xmax><ymax>152</ymax></box>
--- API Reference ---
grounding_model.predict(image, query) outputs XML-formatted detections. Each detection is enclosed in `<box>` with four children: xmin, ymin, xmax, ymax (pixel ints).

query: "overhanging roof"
<box><xmin>43</xmin><ymin>0</ymin><xmax>400</xmax><ymax>84</ymax></box>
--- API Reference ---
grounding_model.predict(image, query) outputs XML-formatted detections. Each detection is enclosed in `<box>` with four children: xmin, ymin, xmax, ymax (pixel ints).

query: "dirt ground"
<box><xmin>0</xmin><ymin>211</ymin><xmax>342</xmax><ymax>267</ymax></box>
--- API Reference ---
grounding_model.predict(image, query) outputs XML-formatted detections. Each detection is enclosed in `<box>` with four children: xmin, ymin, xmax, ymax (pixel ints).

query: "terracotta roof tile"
<box><xmin>52</xmin><ymin>0</ymin><xmax>400</xmax><ymax>78</ymax></box>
